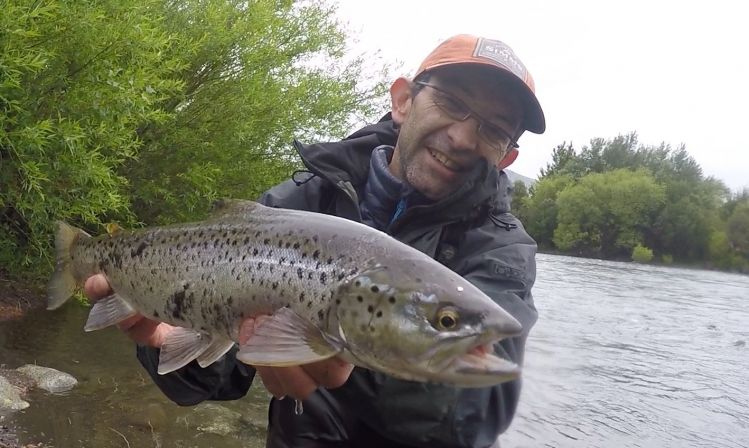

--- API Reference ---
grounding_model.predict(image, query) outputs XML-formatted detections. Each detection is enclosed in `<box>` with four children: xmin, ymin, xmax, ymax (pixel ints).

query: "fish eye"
<box><xmin>435</xmin><ymin>308</ymin><xmax>459</xmax><ymax>331</ymax></box>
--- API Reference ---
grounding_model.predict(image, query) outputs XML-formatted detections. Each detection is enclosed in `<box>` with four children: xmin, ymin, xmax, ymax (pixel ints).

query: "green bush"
<box><xmin>632</xmin><ymin>244</ymin><xmax>654</xmax><ymax>263</ymax></box>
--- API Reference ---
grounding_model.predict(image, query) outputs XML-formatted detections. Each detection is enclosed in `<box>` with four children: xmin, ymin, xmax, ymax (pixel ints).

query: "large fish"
<box><xmin>48</xmin><ymin>200</ymin><xmax>522</xmax><ymax>387</ymax></box>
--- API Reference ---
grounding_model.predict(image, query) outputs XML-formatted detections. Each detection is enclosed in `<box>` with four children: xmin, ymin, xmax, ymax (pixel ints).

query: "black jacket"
<box><xmin>136</xmin><ymin>116</ymin><xmax>538</xmax><ymax>448</ymax></box>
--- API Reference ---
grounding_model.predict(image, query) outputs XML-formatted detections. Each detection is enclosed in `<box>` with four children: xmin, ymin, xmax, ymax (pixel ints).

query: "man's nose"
<box><xmin>447</xmin><ymin>117</ymin><xmax>481</xmax><ymax>152</ymax></box>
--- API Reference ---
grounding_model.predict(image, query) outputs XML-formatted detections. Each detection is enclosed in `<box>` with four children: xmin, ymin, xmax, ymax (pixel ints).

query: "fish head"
<box><xmin>332</xmin><ymin>260</ymin><xmax>523</xmax><ymax>387</ymax></box>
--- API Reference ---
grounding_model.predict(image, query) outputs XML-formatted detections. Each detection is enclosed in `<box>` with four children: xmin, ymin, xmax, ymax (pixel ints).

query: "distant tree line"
<box><xmin>511</xmin><ymin>133</ymin><xmax>749</xmax><ymax>273</ymax></box>
<box><xmin>1</xmin><ymin>0</ymin><xmax>390</xmax><ymax>279</ymax></box>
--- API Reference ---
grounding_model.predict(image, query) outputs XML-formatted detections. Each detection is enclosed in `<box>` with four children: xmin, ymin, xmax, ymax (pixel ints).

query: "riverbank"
<box><xmin>0</xmin><ymin>277</ymin><xmax>44</xmax><ymax>322</ymax></box>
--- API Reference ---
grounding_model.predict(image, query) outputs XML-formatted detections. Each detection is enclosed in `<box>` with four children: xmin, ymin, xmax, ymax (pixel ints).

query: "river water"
<box><xmin>1</xmin><ymin>253</ymin><xmax>747</xmax><ymax>447</ymax></box>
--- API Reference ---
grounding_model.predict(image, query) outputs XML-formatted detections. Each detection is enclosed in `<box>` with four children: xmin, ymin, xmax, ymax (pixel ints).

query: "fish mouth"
<box><xmin>448</xmin><ymin>343</ymin><xmax>520</xmax><ymax>384</ymax></box>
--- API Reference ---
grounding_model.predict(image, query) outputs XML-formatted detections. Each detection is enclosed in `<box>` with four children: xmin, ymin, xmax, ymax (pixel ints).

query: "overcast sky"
<box><xmin>335</xmin><ymin>0</ymin><xmax>748</xmax><ymax>192</ymax></box>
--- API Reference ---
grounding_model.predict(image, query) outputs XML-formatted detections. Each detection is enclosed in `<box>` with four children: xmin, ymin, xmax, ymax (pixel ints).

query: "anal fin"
<box><xmin>196</xmin><ymin>338</ymin><xmax>236</xmax><ymax>368</ymax></box>
<box><xmin>158</xmin><ymin>328</ymin><xmax>212</xmax><ymax>375</ymax></box>
<box><xmin>84</xmin><ymin>293</ymin><xmax>137</xmax><ymax>331</ymax></box>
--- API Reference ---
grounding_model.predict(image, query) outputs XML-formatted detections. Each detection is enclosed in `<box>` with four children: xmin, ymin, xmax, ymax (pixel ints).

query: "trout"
<box><xmin>48</xmin><ymin>200</ymin><xmax>522</xmax><ymax>387</ymax></box>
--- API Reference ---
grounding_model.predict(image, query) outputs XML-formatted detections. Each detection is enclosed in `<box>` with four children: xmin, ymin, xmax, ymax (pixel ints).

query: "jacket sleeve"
<box><xmin>352</xmin><ymin>215</ymin><xmax>538</xmax><ymax>448</ymax></box>
<box><xmin>447</xmin><ymin>213</ymin><xmax>538</xmax><ymax>445</ymax></box>
<box><xmin>136</xmin><ymin>345</ymin><xmax>255</xmax><ymax>406</ymax></box>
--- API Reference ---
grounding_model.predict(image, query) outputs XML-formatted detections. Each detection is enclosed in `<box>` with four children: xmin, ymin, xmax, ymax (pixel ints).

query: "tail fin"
<box><xmin>47</xmin><ymin>221</ymin><xmax>90</xmax><ymax>310</ymax></box>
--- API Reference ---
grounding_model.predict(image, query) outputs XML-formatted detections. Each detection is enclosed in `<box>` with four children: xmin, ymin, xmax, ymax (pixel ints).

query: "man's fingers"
<box><xmin>256</xmin><ymin>366</ymin><xmax>287</xmax><ymax>399</ymax></box>
<box><xmin>83</xmin><ymin>274</ymin><xmax>112</xmax><ymax>301</ymax></box>
<box><xmin>301</xmin><ymin>358</ymin><xmax>354</xmax><ymax>389</ymax></box>
<box><xmin>273</xmin><ymin>365</ymin><xmax>318</xmax><ymax>400</ymax></box>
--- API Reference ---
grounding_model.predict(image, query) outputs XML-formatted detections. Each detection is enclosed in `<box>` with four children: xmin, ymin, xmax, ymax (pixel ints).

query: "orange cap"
<box><xmin>415</xmin><ymin>34</ymin><xmax>546</xmax><ymax>134</ymax></box>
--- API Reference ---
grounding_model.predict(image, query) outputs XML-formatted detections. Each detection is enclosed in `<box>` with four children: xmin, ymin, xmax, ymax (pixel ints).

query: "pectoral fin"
<box><xmin>84</xmin><ymin>293</ymin><xmax>137</xmax><ymax>331</ymax></box>
<box><xmin>236</xmin><ymin>307</ymin><xmax>342</xmax><ymax>367</ymax></box>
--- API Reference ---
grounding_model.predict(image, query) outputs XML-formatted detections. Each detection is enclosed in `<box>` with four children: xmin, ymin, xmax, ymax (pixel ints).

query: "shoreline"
<box><xmin>0</xmin><ymin>278</ymin><xmax>45</xmax><ymax>322</ymax></box>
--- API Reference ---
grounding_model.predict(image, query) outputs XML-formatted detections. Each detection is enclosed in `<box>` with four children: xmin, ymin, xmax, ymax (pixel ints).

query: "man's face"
<box><xmin>389</xmin><ymin>66</ymin><xmax>524</xmax><ymax>200</ymax></box>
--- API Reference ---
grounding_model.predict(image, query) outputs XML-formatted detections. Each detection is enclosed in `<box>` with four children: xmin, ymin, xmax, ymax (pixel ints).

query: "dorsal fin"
<box><xmin>208</xmin><ymin>199</ymin><xmax>265</xmax><ymax>221</ymax></box>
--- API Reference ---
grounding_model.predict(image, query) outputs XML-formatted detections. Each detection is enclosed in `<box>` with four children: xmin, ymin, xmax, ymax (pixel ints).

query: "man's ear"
<box><xmin>390</xmin><ymin>77</ymin><xmax>413</xmax><ymax>126</ymax></box>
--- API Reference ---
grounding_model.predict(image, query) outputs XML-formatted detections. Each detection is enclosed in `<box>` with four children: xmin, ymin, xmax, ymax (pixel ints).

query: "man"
<box><xmin>85</xmin><ymin>34</ymin><xmax>545</xmax><ymax>447</ymax></box>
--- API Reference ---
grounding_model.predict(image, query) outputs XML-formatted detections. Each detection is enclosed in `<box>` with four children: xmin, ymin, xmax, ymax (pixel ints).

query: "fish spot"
<box><xmin>326</xmin><ymin>257</ymin><xmax>333</xmax><ymax>264</ymax></box>
<box><xmin>317</xmin><ymin>310</ymin><xmax>324</xmax><ymax>320</ymax></box>
<box><xmin>131</xmin><ymin>241</ymin><xmax>148</xmax><ymax>257</ymax></box>
<box><xmin>272</xmin><ymin>281</ymin><xmax>279</xmax><ymax>290</ymax></box>
<box><xmin>367</xmin><ymin>305</ymin><xmax>374</xmax><ymax>313</ymax></box>
<box><xmin>389</xmin><ymin>296</ymin><xmax>396</xmax><ymax>304</ymax></box>
<box><xmin>169</xmin><ymin>289</ymin><xmax>189</xmax><ymax>319</ymax></box>
<box><xmin>293</xmin><ymin>242</ymin><xmax>300</xmax><ymax>249</ymax></box>
<box><xmin>371</xmin><ymin>285</ymin><xmax>379</xmax><ymax>293</ymax></box>
<box><xmin>312</xmin><ymin>250</ymin><xmax>320</xmax><ymax>260</ymax></box>
<box><xmin>299</xmin><ymin>292</ymin><xmax>306</xmax><ymax>303</ymax></box>
<box><xmin>297</xmin><ymin>267</ymin><xmax>304</xmax><ymax>279</ymax></box>
<box><xmin>319</xmin><ymin>272</ymin><xmax>327</xmax><ymax>284</ymax></box>
<box><xmin>376</xmin><ymin>311</ymin><xmax>383</xmax><ymax>318</ymax></box>
<box><xmin>335</xmin><ymin>299</ymin><xmax>341</xmax><ymax>305</ymax></box>
<box><xmin>357</xmin><ymin>296</ymin><xmax>363</xmax><ymax>302</ymax></box>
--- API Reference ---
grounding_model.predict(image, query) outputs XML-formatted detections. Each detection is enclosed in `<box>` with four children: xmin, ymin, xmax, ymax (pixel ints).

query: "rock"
<box><xmin>0</xmin><ymin>376</ymin><xmax>29</xmax><ymax>413</ymax></box>
<box><xmin>0</xmin><ymin>370</ymin><xmax>34</xmax><ymax>396</ymax></box>
<box><xmin>15</xmin><ymin>365</ymin><xmax>77</xmax><ymax>393</ymax></box>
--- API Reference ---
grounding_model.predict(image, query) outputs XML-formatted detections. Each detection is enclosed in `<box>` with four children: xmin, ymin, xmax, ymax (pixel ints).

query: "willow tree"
<box><xmin>1</xmin><ymin>0</ymin><xmax>183</xmax><ymax>276</ymax></box>
<box><xmin>126</xmin><ymin>0</ymin><xmax>390</xmax><ymax>224</ymax></box>
<box><xmin>1</xmin><ymin>0</ymin><xmax>390</xmax><ymax>278</ymax></box>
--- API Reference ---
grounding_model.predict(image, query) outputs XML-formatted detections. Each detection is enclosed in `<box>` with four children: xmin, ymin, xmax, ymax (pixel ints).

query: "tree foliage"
<box><xmin>1</xmin><ymin>0</ymin><xmax>390</xmax><ymax>278</ymax></box>
<box><xmin>1</xmin><ymin>0</ymin><xmax>183</xmax><ymax>275</ymax></box>
<box><xmin>523</xmin><ymin>133</ymin><xmax>747</xmax><ymax>272</ymax></box>
<box><xmin>552</xmin><ymin>169</ymin><xmax>665</xmax><ymax>258</ymax></box>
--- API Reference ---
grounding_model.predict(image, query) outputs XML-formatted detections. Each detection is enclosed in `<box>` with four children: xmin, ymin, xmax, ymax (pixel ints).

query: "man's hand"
<box><xmin>83</xmin><ymin>274</ymin><xmax>354</xmax><ymax>400</ymax></box>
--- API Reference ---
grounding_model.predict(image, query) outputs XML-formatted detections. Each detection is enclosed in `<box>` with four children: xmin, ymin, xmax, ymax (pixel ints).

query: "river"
<box><xmin>1</xmin><ymin>253</ymin><xmax>747</xmax><ymax>447</ymax></box>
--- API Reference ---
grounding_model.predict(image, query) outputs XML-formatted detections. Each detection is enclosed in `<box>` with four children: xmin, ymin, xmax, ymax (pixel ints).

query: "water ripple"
<box><xmin>504</xmin><ymin>254</ymin><xmax>749</xmax><ymax>448</ymax></box>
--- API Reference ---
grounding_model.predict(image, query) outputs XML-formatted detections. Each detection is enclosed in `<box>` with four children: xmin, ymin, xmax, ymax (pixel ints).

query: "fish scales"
<box><xmin>48</xmin><ymin>200</ymin><xmax>525</xmax><ymax>387</ymax></box>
